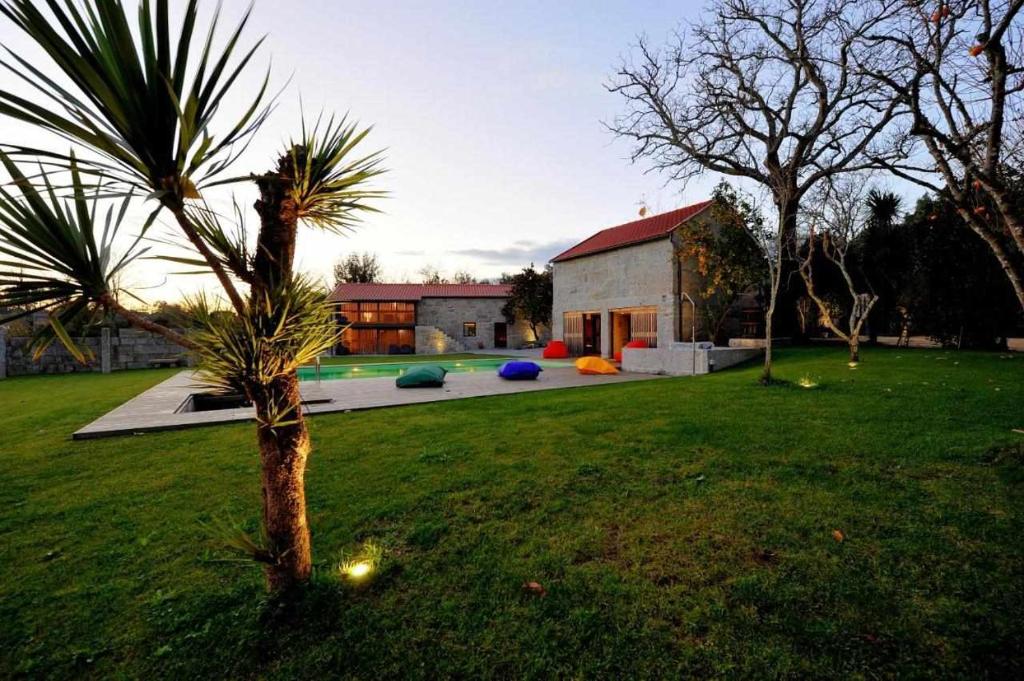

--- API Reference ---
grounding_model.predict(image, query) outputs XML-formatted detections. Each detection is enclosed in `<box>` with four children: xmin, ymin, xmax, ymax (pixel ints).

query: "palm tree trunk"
<box><xmin>250</xmin><ymin>149</ymin><xmax>312</xmax><ymax>594</ymax></box>
<box><xmin>253</xmin><ymin>374</ymin><xmax>312</xmax><ymax>592</ymax></box>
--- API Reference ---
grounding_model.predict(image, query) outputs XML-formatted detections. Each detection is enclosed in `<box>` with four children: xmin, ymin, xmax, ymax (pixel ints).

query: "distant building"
<box><xmin>550</xmin><ymin>201</ymin><xmax>759</xmax><ymax>357</ymax></box>
<box><xmin>327</xmin><ymin>283</ymin><xmax>547</xmax><ymax>355</ymax></box>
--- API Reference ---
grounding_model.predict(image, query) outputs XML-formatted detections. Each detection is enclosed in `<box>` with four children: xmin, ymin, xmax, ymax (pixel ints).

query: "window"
<box><xmin>462</xmin><ymin>322</ymin><xmax>477</xmax><ymax>337</ymax></box>
<box><xmin>339</xmin><ymin>301</ymin><xmax>415</xmax><ymax>325</ymax></box>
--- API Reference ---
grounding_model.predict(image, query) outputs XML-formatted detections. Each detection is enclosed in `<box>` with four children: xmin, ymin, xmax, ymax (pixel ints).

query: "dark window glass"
<box><xmin>463</xmin><ymin>322</ymin><xmax>477</xmax><ymax>337</ymax></box>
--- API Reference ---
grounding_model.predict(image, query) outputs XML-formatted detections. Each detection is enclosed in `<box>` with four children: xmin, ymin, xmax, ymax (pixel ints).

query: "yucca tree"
<box><xmin>0</xmin><ymin>0</ymin><xmax>384</xmax><ymax>594</ymax></box>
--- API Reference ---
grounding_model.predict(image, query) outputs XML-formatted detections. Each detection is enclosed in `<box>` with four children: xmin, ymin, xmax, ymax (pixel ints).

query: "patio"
<box><xmin>72</xmin><ymin>363</ymin><xmax>664</xmax><ymax>439</ymax></box>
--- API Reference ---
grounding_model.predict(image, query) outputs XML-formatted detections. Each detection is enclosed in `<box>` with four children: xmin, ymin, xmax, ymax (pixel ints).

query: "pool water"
<box><xmin>298</xmin><ymin>358</ymin><xmax>563</xmax><ymax>381</ymax></box>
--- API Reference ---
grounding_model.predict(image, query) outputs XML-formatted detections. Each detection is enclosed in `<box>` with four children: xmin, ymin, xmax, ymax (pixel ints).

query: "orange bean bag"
<box><xmin>575</xmin><ymin>356</ymin><xmax>619</xmax><ymax>375</ymax></box>
<box><xmin>614</xmin><ymin>339</ymin><xmax>648</xmax><ymax>362</ymax></box>
<box><xmin>542</xmin><ymin>340</ymin><xmax>570</xmax><ymax>359</ymax></box>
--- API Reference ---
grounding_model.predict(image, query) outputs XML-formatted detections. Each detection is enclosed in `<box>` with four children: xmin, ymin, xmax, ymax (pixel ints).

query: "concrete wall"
<box><xmin>416</xmin><ymin>297</ymin><xmax>547</xmax><ymax>351</ymax></box>
<box><xmin>622</xmin><ymin>345</ymin><xmax>763</xmax><ymax>376</ymax></box>
<box><xmin>553</xmin><ymin>238</ymin><xmax>700</xmax><ymax>356</ymax></box>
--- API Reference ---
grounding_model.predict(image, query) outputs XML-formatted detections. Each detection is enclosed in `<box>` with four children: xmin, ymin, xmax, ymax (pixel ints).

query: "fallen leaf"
<box><xmin>832</xmin><ymin>530</ymin><xmax>845</xmax><ymax>543</ymax></box>
<box><xmin>522</xmin><ymin>581</ymin><xmax>547</xmax><ymax>597</ymax></box>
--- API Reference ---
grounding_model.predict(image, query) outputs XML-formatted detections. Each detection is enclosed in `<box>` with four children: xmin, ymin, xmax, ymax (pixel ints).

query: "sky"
<box><xmin>3</xmin><ymin>0</ymin><xmax>721</xmax><ymax>302</ymax></box>
<box><xmin>2</xmin><ymin>0</ymin><xmax>924</xmax><ymax>304</ymax></box>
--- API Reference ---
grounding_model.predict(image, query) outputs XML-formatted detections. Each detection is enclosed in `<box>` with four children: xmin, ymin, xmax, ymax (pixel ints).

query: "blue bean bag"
<box><xmin>498</xmin><ymin>361</ymin><xmax>543</xmax><ymax>380</ymax></box>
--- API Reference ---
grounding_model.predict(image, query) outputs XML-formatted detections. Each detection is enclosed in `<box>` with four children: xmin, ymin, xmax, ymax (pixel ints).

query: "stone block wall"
<box><xmin>111</xmin><ymin>328</ymin><xmax>190</xmax><ymax>370</ymax></box>
<box><xmin>552</xmin><ymin>238</ymin><xmax>682</xmax><ymax>356</ymax></box>
<box><xmin>415</xmin><ymin>325</ymin><xmax>462</xmax><ymax>355</ymax></box>
<box><xmin>416</xmin><ymin>297</ymin><xmax>547</xmax><ymax>351</ymax></box>
<box><xmin>0</xmin><ymin>323</ymin><xmax>190</xmax><ymax>377</ymax></box>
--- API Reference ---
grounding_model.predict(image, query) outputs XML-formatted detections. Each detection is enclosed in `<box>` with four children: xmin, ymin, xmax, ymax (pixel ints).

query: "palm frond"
<box><xmin>185</xmin><ymin>275</ymin><xmax>338</xmax><ymax>426</ymax></box>
<box><xmin>286</xmin><ymin>113</ymin><xmax>386</xmax><ymax>232</ymax></box>
<box><xmin>0</xmin><ymin>0</ymin><xmax>273</xmax><ymax>202</ymax></box>
<box><xmin>0</xmin><ymin>149</ymin><xmax>149</xmax><ymax>360</ymax></box>
<box><xmin>146</xmin><ymin>197</ymin><xmax>252</xmax><ymax>278</ymax></box>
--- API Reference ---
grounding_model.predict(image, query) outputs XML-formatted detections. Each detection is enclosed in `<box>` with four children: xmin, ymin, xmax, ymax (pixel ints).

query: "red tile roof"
<box><xmin>550</xmin><ymin>200</ymin><xmax>714</xmax><ymax>263</ymax></box>
<box><xmin>329</xmin><ymin>282</ymin><xmax>511</xmax><ymax>302</ymax></box>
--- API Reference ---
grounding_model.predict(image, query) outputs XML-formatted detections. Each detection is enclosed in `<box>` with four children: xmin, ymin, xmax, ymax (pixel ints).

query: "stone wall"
<box><xmin>416</xmin><ymin>297</ymin><xmax>547</xmax><ymax>351</ymax></box>
<box><xmin>415</xmin><ymin>325</ymin><xmax>462</xmax><ymax>355</ymax></box>
<box><xmin>0</xmin><ymin>323</ymin><xmax>190</xmax><ymax>377</ymax></box>
<box><xmin>553</xmin><ymin>238</ymin><xmax>692</xmax><ymax>356</ymax></box>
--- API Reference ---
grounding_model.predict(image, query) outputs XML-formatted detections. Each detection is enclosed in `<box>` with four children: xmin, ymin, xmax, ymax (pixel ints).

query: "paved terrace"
<box><xmin>73</xmin><ymin>364</ymin><xmax>664</xmax><ymax>439</ymax></box>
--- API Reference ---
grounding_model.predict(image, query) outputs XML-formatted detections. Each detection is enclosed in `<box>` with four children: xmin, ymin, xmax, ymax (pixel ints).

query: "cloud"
<box><xmin>450</xmin><ymin>238</ymin><xmax>578</xmax><ymax>266</ymax></box>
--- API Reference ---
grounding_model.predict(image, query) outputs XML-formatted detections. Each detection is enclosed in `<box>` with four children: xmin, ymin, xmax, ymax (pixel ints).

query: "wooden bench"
<box><xmin>148</xmin><ymin>357</ymin><xmax>184</xmax><ymax>368</ymax></box>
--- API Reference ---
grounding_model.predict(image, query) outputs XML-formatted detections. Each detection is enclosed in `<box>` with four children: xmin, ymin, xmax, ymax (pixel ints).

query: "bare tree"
<box><xmin>609</xmin><ymin>0</ymin><xmax>906</xmax><ymax>381</ymax></box>
<box><xmin>797</xmin><ymin>176</ymin><xmax>879</xmax><ymax>362</ymax></box>
<box><xmin>418</xmin><ymin>265</ymin><xmax>445</xmax><ymax>284</ymax></box>
<box><xmin>866</xmin><ymin>0</ymin><xmax>1024</xmax><ymax>310</ymax></box>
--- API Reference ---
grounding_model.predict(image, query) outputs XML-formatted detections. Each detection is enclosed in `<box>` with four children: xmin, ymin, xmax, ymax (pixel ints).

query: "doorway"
<box><xmin>582</xmin><ymin>313</ymin><xmax>601</xmax><ymax>355</ymax></box>
<box><xmin>493</xmin><ymin>322</ymin><xmax>507</xmax><ymax>348</ymax></box>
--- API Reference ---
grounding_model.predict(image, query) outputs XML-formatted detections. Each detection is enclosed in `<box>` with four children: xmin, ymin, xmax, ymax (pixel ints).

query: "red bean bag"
<box><xmin>614</xmin><ymin>339</ymin><xmax>649</xmax><ymax>362</ymax></box>
<box><xmin>542</xmin><ymin>340</ymin><xmax>570</xmax><ymax>359</ymax></box>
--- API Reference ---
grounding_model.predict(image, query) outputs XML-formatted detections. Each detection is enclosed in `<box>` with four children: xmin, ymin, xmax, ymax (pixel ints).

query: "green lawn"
<box><xmin>317</xmin><ymin>352</ymin><xmax>509</xmax><ymax>366</ymax></box>
<box><xmin>1</xmin><ymin>347</ymin><xmax>1022</xmax><ymax>679</ymax></box>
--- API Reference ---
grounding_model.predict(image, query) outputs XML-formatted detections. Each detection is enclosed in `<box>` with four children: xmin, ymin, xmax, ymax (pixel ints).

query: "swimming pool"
<box><xmin>297</xmin><ymin>358</ymin><xmax>565</xmax><ymax>381</ymax></box>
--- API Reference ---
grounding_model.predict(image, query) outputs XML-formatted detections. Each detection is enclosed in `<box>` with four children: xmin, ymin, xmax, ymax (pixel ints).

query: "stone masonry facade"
<box><xmin>415</xmin><ymin>297</ymin><xmax>547</xmax><ymax>354</ymax></box>
<box><xmin>553</xmin><ymin>237</ymin><xmax>709</xmax><ymax>357</ymax></box>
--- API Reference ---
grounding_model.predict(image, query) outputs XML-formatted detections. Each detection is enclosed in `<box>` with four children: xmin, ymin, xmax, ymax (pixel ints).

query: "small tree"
<box><xmin>452</xmin><ymin>270</ymin><xmax>478</xmax><ymax>284</ymax></box>
<box><xmin>0</xmin><ymin>0</ymin><xmax>384</xmax><ymax>595</ymax></box>
<box><xmin>676</xmin><ymin>183</ymin><xmax>766</xmax><ymax>344</ymax></box>
<box><xmin>333</xmin><ymin>252</ymin><xmax>382</xmax><ymax>285</ymax></box>
<box><xmin>856</xmin><ymin>189</ymin><xmax>905</xmax><ymax>342</ymax></box>
<box><xmin>797</xmin><ymin>176</ymin><xmax>880</xmax><ymax>362</ymax></box>
<box><xmin>501</xmin><ymin>264</ymin><xmax>552</xmax><ymax>343</ymax></box>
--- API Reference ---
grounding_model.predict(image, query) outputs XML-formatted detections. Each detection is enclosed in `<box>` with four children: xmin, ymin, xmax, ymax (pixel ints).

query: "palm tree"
<box><xmin>865</xmin><ymin>190</ymin><xmax>902</xmax><ymax>233</ymax></box>
<box><xmin>0</xmin><ymin>0</ymin><xmax>384</xmax><ymax>594</ymax></box>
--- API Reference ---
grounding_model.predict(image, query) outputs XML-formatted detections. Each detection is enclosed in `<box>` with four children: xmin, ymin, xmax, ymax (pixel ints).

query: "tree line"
<box><xmin>610</xmin><ymin>0</ymin><xmax>1024</xmax><ymax>380</ymax></box>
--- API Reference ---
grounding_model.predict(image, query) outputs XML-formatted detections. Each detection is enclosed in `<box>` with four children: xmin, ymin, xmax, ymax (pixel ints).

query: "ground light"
<box><xmin>339</xmin><ymin>541</ymin><xmax>384</xmax><ymax>583</ymax></box>
<box><xmin>798</xmin><ymin>375</ymin><xmax>818</xmax><ymax>389</ymax></box>
<box><xmin>848</xmin><ymin>361</ymin><xmax>859</xmax><ymax>369</ymax></box>
<box><xmin>343</xmin><ymin>560</ymin><xmax>373</xmax><ymax>579</ymax></box>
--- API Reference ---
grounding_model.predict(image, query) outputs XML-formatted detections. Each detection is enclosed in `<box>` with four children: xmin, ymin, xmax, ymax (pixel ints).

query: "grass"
<box><xmin>316</xmin><ymin>352</ymin><xmax>508</xmax><ymax>366</ymax></box>
<box><xmin>1</xmin><ymin>347</ymin><xmax>1022</xmax><ymax>679</ymax></box>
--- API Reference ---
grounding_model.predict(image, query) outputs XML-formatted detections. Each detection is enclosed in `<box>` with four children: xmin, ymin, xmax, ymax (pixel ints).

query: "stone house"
<box><xmin>328</xmin><ymin>282</ymin><xmax>547</xmax><ymax>355</ymax></box>
<box><xmin>550</xmin><ymin>201</ymin><xmax>758</xmax><ymax>358</ymax></box>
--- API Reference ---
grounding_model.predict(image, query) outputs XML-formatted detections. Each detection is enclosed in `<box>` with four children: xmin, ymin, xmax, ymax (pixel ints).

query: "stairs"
<box><xmin>415</xmin><ymin>325</ymin><xmax>465</xmax><ymax>353</ymax></box>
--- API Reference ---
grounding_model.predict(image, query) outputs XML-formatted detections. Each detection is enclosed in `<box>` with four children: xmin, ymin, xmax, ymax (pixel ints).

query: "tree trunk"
<box><xmin>254</xmin><ymin>373</ymin><xmax>312</xmax><ymax>593</ymax></box>
<box><xmin>249</xmin><ymin>149</ymin><xmax>312</xmax><ymax>594</ymax></box>
<box><xmin>849</xmin><ymin>336</ymin><xmax>859</xmax><ymax>363</ymax></box>
<box><xmin>958</xmin><ymin>208</ymin><xmax>1024</xmax><ymax>312</ymax></box>
<box><xmin>761</xmin><ymin>195</ymin><xmax>798</xmax><ymax>384</ymax></box>
<box><xmin>762</xmin><ymin>308</ymin><xmax>774</xmax><ymax>383</ymax></box>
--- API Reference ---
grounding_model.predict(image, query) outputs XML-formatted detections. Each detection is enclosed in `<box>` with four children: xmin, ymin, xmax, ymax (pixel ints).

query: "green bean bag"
<box><xmin>395</xmin><ymin>365</ymin><xmax>447</xmax><ymax>388</ymax></box>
